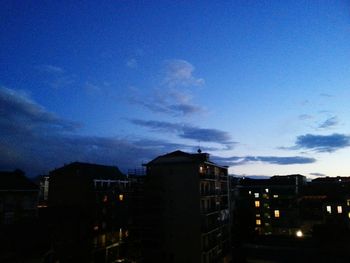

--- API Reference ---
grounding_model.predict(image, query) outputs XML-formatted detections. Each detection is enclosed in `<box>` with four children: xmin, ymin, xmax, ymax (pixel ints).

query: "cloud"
<box><xmin>0</xmin><ymin>86</ymin><xmax>206</xmax><ymax>175</ymax></box>
<box><xmin>163</xmin><ymin>59</ymin><xmax>204</xmax><ymax>88</ymax></box>
<box><xmin>309</xmin><ymin>172</ymin><xmax>326</xmax><ymax>177</ymax></box>
<box><xmin>320</xmin><ymin>93</ymin><xmax>333</xmax><ymax>98</ymax></box>
<box><xmin>130</xmin><ymin>119</ymin><xmax>235</xmax><ymax>149</ymax></box>
<box><xmin>126</xmin><ymin>58</ymin><xmax>138</xmax><ymax>68</ymax></box>
<box><xmin>129</xmin><ymin>86</ymin><xmax>205</xmax><ymax>116</ymax></box>
<box><xmin>298</xmin><ymin>114</ymin><xmax>313</xmax><ymax>120</ymax></box>
<box><xmin>36</xmin><ymin>65</ymin><xmax>74</xmax><ymax>89</ymax></box>
<box><xmin>318</xmin><ymin>116</ymin><xmax>338</xmax><ymax>129</ymax></box>
<box><xmin>294</xmin><ymin>133</ymin><xmax>350</xmax><ymax>152</ymax></box>
<box><xmin>0</xmin><ymin>86</ymin><xmax>79</xmax><ymax>135</ymax></box>
<box><xmin>37</xmin><ymin>65</ymin><xmax>65</xmax><ymax>74</ymax></box>
<box><xmin>212</xmin><ymin>155</ymin><xmax>316</xmax><ymax>166</ymax></box>
<box><xmin>129</xmin><ymin>59</ymin><xmax>205</xmax><ymax>116</ymax></box>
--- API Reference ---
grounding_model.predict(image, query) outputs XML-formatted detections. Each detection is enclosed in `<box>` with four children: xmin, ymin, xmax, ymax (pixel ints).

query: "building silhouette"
<box><xmin>142</xmin><ymin>150</ymin><xmax>231</xmax><ymax>263</ymax></box>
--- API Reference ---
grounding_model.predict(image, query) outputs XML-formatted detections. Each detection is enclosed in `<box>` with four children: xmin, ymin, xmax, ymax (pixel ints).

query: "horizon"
<box><xmin>2</xmin><ymin>1</ymin><xmax>350</xmax><ymax>177</ymax></box>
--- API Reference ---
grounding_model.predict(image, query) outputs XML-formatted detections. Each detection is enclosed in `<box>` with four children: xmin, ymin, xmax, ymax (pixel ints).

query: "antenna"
<box><xmin>197</xmin><ymin>140</ymin><xmax>202</xmax><ymax>153</ymax></box>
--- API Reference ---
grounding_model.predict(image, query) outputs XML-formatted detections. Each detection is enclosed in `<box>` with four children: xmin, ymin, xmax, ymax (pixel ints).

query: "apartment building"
<box><xmin>142</xmin><ymin>150</ymin><xmax>231</xmax><ymax>263</ymax></box>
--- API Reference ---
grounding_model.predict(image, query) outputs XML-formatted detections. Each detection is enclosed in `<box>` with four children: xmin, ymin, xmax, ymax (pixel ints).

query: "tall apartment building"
<box><xmin>142</xmin><ymin>150</ymin><xmax>231</xmax><ymax>263</ymax></box>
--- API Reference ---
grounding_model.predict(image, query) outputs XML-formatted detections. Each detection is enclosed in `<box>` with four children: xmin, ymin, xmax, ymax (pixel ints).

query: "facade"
<box><xmin>48</xmin><ymin>162</ymin><xmax>131</xmax><ymax>262</ymax></box>
<box><xmin>142</xmin><ymin>150</ymin><xmax>231</xmax><ymax>263</ymax></box>
<box><xmin>0</xmin><ymin>169</ymin><xmax>38</xmax><ymax>224</ymax></box>
<box><xmin>234</xmin><ymin>174</ymin><xmax>306</xmax><ymax>237</ymax></box>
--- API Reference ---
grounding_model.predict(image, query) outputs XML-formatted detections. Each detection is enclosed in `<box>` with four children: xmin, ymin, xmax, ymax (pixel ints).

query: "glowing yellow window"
<box><xmin>274</xmin><ymin>210</ymin><xmax>280</xmax><ymax>218</ymax></box>
<box><xmin>199</xmin><ymin>166</ymin><xmax>204</xmax><ymax>173</ymax></box>
<box><xmin>347</xmin><ymin>200</ymin><xmax>350</xmax><ymax>206</ymax></box>
<box><xmin>255</xmin><ymin>200</ymin><xmax>260</xmax><ymax>208</ymax></box>
<box><xmin>256</xmin><ymin>219</ymin><xmax>261</xmax><ymax>225</ymax></box>
<box><xmin>326</xmin><ymin>205</ymin><xmax>331</xmax><ymax>214</ymax></box>
<box><xmin>348</xmin><ymin>212</ymin><xmax>350</xmax><ymax>219</ymax></box>
<box><xmin>119</xmin><ymin>194</ymin><xmax>124</xmax><ymax>201</ymax></box>
<box><xmin>337</xmin><ymin>206</ymin><xmax>342</xmax><ymax>214</ymax></box>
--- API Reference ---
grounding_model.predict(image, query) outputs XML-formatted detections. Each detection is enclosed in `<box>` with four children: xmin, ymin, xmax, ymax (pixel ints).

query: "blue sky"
<box><xmin>1</xmin><ymin>1</ymin><xmax>350</xmax><ymax>177</ymax></box>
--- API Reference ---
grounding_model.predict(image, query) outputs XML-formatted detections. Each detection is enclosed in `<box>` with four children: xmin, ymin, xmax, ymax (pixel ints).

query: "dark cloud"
<box><xmin>0</xmin><ymin>87</ymin><xmax>205</xmax><ymax>175</ymax></box>
<box><xmin>0</xmin><ymin>86</ymin><xmax>79</xmax><ymax>135</ymax></box>
<box><xmin>130</xmin><ymin>119</ymin><xmax>235</xmax><ymax>149</ymax></box>
<box><xmin>309</xmin><ymin>172</ymin><xmax>326</xmax><ymax>177</ymax></box>
<box><xmin>318</xmin><ymin>116</ymin><xmax>338</xmax><ymax>129</ymax></box>
<box><xmin>295</xmin><ymin>133</ymin><xmax>350</xmax><ymax>152</ymax></box>
<box><xmin>212</xmin><ymin>155</ymin><xmax>316</xmax><ymax>166</ymax></box>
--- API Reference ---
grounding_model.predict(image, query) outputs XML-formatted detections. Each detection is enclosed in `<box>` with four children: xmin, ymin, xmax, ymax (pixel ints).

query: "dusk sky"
<box><xmin>1</xmin><ymin>1</ymin><xmax>350</xmax><ymax>177</ymax></box>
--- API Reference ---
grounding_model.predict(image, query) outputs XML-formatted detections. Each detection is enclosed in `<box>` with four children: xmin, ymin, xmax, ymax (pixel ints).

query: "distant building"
<box><xmin>142</xmin><ymin>150</ymin><xmax>231</xmax><ymax>263</ymax></box>
<box><xmin>0</xmin><ymin>169</ymin><xmax>38</xmax><ymax>224</ymax></box>
<box><xmin>48</xmin><ymin>162</ymin><xmax>131</xmax><ymax>262</ymax></box>
<box><xmin>233</xmin><ymin>174</ymin><xmax>306</xmax><ymax>237</ymax></box>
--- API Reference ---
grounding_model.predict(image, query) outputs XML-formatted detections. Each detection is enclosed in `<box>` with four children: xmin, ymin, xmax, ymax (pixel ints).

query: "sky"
<box><xmin>1</xmin><ymin>1</ymin><xmax>350</xmax><ymax>177</ymax></box>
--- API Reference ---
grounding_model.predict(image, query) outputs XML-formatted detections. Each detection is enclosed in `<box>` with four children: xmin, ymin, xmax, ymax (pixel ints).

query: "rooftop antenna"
<box><xmin>197</xmin><ymin>140</ymin><xmax>202</xmax><ymax>153</ymax></box>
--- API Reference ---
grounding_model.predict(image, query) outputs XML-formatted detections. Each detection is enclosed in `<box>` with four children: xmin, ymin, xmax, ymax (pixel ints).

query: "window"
<box><xmin>274</xmin><ymin>210</ymin><xmax>280</xmax><ymax>218</ymax></box>
<box><xmin>256</xmin><ymin>219</ymin><xmax>261</xmax><ymax>225</ymax></box>
<box><xmin>265</xmin><ymin>188</ymin><xmax>269</xmax><ymax>193</ymax></box>
<box><xmin>119</xmin><ymin>194</ymin><xmax>124</xmax><ymax>201</ymax></box>
<box><xmin>255</xmin><ymin>201</ymin><xmax>260</xmax><ymax>208</ymax></box>
<box><xmin>347</xmin><ymin>200</ymin><xmax>350</xmax><ymax>206</ymax></box>
<box><xmin>348</xmin><ymin>212</ymin><xmax>350</xmax><ymax>219</ymax></box>
<box><xmin>103</xmin><ymin>195</ymin><xmax>108</xmax><ymax>202</ymax></box>
<box><xmin>254</xmin><ymin>193</ymin><xmax>259</xmax><ymax>198</ymax></box>
<box><xmin>326</xmin><ymin>205</ymin><xmax>331</xmax><ymax>214</ymax></box>
<box><xmin>199</xmin><ymin>166</ymin><xmax>204</xmax><ymax>173</ymax></box>
<box><xmin>273</xmin><ymin>194</ymin><xmax>279</xmax><ymax>198</ymax></box>
<box><xmin>256</xmin><ymin>214</ymin><xmax>261</xmax><ymax>217</ymax></box>
<box><xmin>337</xmin><ymin>206</ymin><xmax>342</xmax><ymax>214</ymax></box>
<box><xmin>248</xmin><ymin>191</ymin><xmax>252</xmax><ymax>195</ymax></box>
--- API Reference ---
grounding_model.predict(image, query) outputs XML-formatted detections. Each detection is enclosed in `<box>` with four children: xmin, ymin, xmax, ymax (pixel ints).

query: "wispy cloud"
<box><xmin>293</xmin><ymin>133</ymin><xmax>350</xmax><ymax>152</ymax></box>
<box><xmin>130</xmin><ymin>119</ymin><xmax>235</xmax><ymax>149</ymax></box>
<box><xmin>126</xmin><ymin>58</ymin><xmax>138</xmax><ymax>68</ymax></box>
<box><xmin>162</xmin><ymin>59</ymin><xmax>204</xmax><ymax>87</ymax></box>
<box><xmin>318</xmin><ymin>116</ymin><xmax>338</xmax><ymax>129</ymax></box>
<box><xmin>37</xmin><ymin>64</ymin><xmax>65</xmax><ymax>74</ymax></box>
<box><xmin>212</xmin><ymin>155</ymin><xmax>316</xmax><ymax>166</ymax></box>
<box><xmin>298</xmin><ymin>114</ymin><xmax>313</xmax><ymax>120</ymax></box>
<box><xmin>129</xmin><ymin>59</ymin><xmax>205</xmax><ymax>116</ymax></box>
<box><xmin>36</xmin><ymin>64</ymin><xmax>74</xmax><ymax>89</ymax></box>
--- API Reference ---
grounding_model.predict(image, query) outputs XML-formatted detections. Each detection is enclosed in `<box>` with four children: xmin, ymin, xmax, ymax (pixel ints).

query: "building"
<box><xmin>233</xmin><ymin>174</ymin><xmax>306</xmax><ymax>237</ymax></box>
<box><xmin>0</xmin><ymin>169</ymin><xmax>38</xmax><ymax>224</ymax></box>
<box><xmin>142</xmin><ymin>150</ymin><xmax>231</xmax><ymax>263</ymax></box>
<box><xmin>48</xmin><ymin>162</ymin><xmax>131</xmax><ymax>262</ymax></box>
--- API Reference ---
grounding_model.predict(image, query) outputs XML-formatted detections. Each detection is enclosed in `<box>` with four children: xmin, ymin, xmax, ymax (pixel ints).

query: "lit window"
<box><xmin>348</xmin><ymin>212</ymin><xmax>350</xmax><ymax>219</ymax></box>
<box><xmin>256</xmin><ymin>214</ymin><xmax>261</xmax><ymax>217</ymax></box>
<box><xmin>337</xmin><ymin>206</ymin><xmax>342</xmax><ymax>214</ymax></box>
<box><xmin>255</xmin><ymin>201</ymin><xmax>260</xmax><ymax>208</ymax></box>
<box><xmin>119</xmin><ymin>194</ymin><xmax>124</xmax><ymax>201</ymax></box>
<box><xmin>256</xmin><ymin>219</ymin><xmax>261</xmax><ymax>225</ymax></box>
<box><xmin>274</xmin><ymin>210</ymin><xmax>280</xmax><ymax>218</ymax></box>
<box><xmin>103</xmin><ymin>195</ymin><xmax>108</xmax><ymax>202</ymax></box>
<box><xmin>326</xmin><ymin>205</ymin><xmax>331</xmax><ymax>214</ymax></box>
<box><xmin>347</xmin><ymin>200</ymin><xmax>350</xmax><ymax>206</ymax></box>
<box><xmin>265</xmin><ymin>188</ymin><xmax>269</xmax><ymax>193</ymax></box>
<box><xmin>254</xmin><ymin>193</ymin><xmax>259</xmax><ymax>198</ymax></box>
<box><xmin>199</xmin><ymin>166</ymin><xmax>204</xmax><ymax>173</ymax></box>
<box><xmin>248</xmin><ymin>191</ymin><xmax>252</xmax><ymax>195</ymax></box>
<box><xmin>273</xmin><ymin>194</ymin><xmax>279</xmax><ymax>198</ymax></box>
